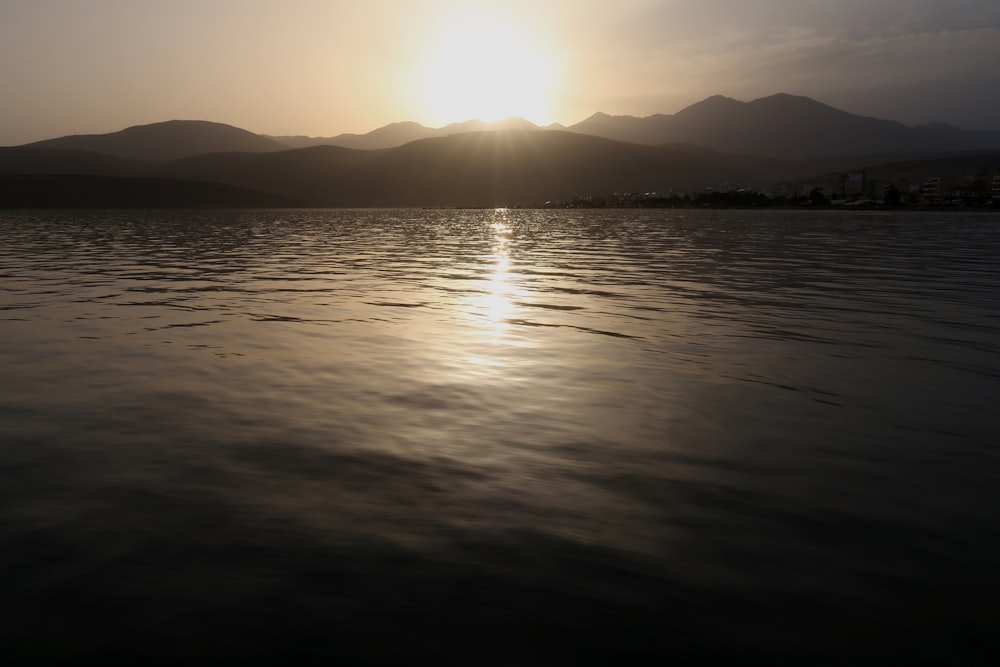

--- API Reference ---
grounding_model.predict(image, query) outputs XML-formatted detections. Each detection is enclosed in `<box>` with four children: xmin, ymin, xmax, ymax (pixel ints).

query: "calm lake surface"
<box><xmin>1</xmin><ymin>208</ymin><xmax>998</xmax><ymax>664</ymax></box>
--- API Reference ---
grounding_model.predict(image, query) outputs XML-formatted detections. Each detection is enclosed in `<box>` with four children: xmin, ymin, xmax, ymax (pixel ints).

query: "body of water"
<box><xmin>1</xmin><ymin>208</ymin><xmax>998</xmax><ymax>664</ymax></box>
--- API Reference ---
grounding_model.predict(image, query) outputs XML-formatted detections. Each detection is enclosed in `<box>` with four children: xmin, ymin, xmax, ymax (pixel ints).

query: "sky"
<box><xmin>2</xmin><ymin>0</ymin><xmax>999</xmax><ymax>145</ymax></box>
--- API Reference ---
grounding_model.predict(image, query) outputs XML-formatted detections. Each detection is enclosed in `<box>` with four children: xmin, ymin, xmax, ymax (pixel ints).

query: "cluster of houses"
<box><xmin>544</xmin><ymin>163</ymin><xmax>1000</xmax><ymax>208</ymax></box>
<box><xmin>797</xmin><ymin>165</ymin><xmax>1000</xmax><ymax>207</ymax></box>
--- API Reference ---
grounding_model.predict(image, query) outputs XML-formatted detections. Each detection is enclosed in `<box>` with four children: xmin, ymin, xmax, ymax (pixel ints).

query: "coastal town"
<box><xmin>545</xmin><ymin>164</ymin><xmax>1000</xmax><ymax>209</ymax></box>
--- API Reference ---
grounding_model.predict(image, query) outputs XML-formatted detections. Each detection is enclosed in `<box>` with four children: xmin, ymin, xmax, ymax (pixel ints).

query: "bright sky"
<box><xmin>2</xmin><ymin>0</ymin><xmax>999</xmax><ymax>144</ymax></box>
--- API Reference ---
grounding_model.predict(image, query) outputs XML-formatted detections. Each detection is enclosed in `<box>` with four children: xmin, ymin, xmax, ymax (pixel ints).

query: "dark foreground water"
<box><xmin>1</xmin><ymin>208</ymin><xmax>998</xmax><ymax>664</ymax></box>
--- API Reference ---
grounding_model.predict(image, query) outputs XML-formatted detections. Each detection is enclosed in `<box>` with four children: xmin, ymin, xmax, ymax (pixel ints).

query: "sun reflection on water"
<box><xmin>480</xmin><ymin>209</ymin><xmax>516</xmax><ymax>342</ymax></box>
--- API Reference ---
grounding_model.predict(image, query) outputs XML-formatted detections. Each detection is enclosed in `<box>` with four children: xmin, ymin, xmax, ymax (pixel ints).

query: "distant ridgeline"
<box><xmin>3</xmin><ymin>95</ymin><xmax>1000</xmax><ymax>208</ymax></box>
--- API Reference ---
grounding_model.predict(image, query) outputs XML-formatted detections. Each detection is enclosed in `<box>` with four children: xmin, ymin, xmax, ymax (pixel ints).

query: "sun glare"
<box><xmin>414</xmin><ymin>10</ymin><xmax>559</xmax><ymax>126</ymax></box>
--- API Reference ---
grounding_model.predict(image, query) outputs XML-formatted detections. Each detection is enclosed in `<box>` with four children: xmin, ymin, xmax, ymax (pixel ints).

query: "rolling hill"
<box><xmin>152</xmin><ymin>130</ymin><xmax>775</xmax><ymax>207</ymax></box>
<box><xmin>21</xmin><ymin>120</ymin><xmax>287</xmax><ymax>161</ymax></box>
<box><xmin>268</xmin><ymin>117</ymin><xmax>558</xmax><ymax>151</ymax></box>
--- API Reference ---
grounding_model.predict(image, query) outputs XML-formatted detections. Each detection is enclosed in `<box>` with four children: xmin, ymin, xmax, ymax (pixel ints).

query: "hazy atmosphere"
<box><xmin>4</xmin><ymin>1</ymin><xmax>1000</xmax><ymax>664</ymax></box>
<box><xmin>2</xmin><ymin>0</ymin><xmax>999</xmax><ymax>145</ymax></box>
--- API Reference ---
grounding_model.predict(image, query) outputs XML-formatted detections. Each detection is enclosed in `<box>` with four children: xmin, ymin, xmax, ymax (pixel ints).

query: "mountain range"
<box><xmin>3</xmin><ymin>93</ymin><xmax>999</xmax><ymax>207</ymax></box>
<box><xmin>270</xmin><ymin>116</ymin><xmax>562</xmax><ymax>151</ymax></box>
<box><xmin>265</xmin><ymin>93</ymin><xmax>1000</xmax><ymax>157</ymax></box>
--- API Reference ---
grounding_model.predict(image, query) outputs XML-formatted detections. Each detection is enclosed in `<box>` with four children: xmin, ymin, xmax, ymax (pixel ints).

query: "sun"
<box><xmin>413</xmin><ymin>9</ymin><xmax>559</xmax><ymax>126</ymax></box>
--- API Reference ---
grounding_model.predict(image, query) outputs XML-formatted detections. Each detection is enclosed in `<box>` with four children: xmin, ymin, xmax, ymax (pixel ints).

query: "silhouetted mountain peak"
<box><xmin>674</xmin><ymin>95</ymin><xmax>742</xmax><ymax>117</ymax></box>
<box><xmin>746</xmin><ymin>93</ymin><xmax>854</xmax><ymax>120</ymax></box>
<box><xmin>366</xmin><ymin>121</ymin><xmax>432</xmax><ymax>136</ymax></box>
<box><xmin>439</xmin><ymin>117</ymin><xmax>541</xmax><ymax>135</ymax></box>
<box><xmin>581</xmin><ymin>111</ymin><xmax>641</xmax><ymax>123</ymax></box>
<box><xmin>441</xmin><ymin>119</ymin><xmax>490</xmax><ymax>133</ymax></box>
<box><xmin>490</xmin><ymin>116</ymin><xmax>541</xmax><ymax>131</ymax></box>
<box><xmin>121</xmin><ymin>119</ymin><xmax>237</xmax><ymax>131</ymax></box>
<box><xmin>753</xmin><ymin>92</ymin><xmax>812</xmax><ymax>103</ymax></box>
<box><xmin>23</xmin><ymin>120</ymin><xmax>286</xmax><ymax>161</ymax></box>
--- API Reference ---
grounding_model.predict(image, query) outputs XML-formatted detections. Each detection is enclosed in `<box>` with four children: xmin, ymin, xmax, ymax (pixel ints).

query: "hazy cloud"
<box><xmin>1</xmin><ymin>0</ymin><xmax>998</xmax><ymax>144</ymax></box>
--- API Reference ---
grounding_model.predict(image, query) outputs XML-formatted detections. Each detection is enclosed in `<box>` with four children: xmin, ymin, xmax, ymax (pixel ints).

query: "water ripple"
<box><xmin>1</xmin><ymin>208</ymin><xmax>999</xmax><ymax>662</ymax></box>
